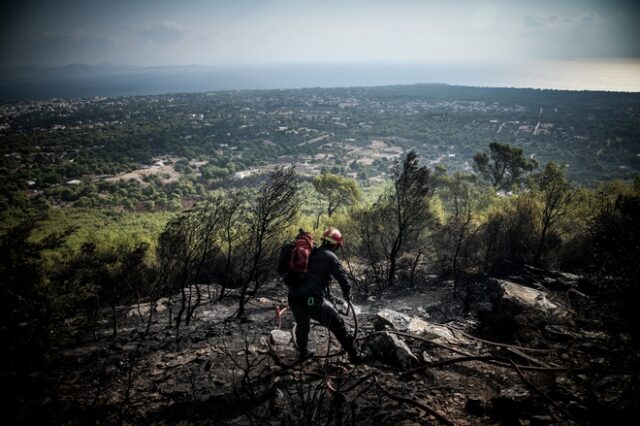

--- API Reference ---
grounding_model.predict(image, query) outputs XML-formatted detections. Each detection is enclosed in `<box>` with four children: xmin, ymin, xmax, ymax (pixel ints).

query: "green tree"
<box><xmin>532</xmin><ymin>161</ymin><xmax>573</xmax><ymax>266</ymax></box>
<box><xmin>473</xmin><ymin>142</ymin><xmax>538</xmax><ymax>191</ymax></box>
<box><xmin>311</xmin><ymin>172</ymin><xmax>361</xmax><ymax>227</ymax></box>
<box><xmin>435</xmin><ymin>171</ymin><xmax>479</xmax><ymax>288</ymax></box>
<box><xmin>359</xmin><ymin>151</ymin><xmax>433</xmax><ymax>288</ymax></box>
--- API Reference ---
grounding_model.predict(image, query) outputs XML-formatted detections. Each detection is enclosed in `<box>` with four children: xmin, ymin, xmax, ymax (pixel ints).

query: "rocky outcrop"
<box><xmin>480</xmin><ymin>279</ymin><xmax>571</xmax><ymax>341</ymax></box>
<box><xmin>496</xmin><ymin>280</ymin><xmax>567</xmax><ymax>319</ymax></box>
<box><xmin>375</xmin><ymin>308</ymin><xmax>473</xmax><ymax>346</ymax></box>
<box><xmin>362</xmin><ymin>331</ymin><xmax>418</xmax><ymax>368</ymax></box>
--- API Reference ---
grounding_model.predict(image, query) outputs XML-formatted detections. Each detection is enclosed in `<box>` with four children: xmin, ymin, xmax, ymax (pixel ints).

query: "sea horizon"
<box><xmin>1</xmin><ymin>59</ymin><xmax>639</xmax><ymax>102</ymax></box>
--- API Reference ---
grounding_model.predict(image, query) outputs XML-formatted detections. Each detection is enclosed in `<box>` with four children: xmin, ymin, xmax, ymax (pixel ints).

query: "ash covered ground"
<box><xmin>20</xmin><ymin>270</ymin><xmax>640</xmax><ymax>425</ymax></box>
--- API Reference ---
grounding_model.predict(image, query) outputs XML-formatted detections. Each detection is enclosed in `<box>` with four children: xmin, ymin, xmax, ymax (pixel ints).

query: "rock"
<box><xmin>155</xmin><ymin>297</ymin><xmax>170</xmax><ymax>313</ymax></box>
<box><xmin>421</xmin><ymin>351</ymin><xmax>434</xmax><ymax>363</ymax></box>
<box><xmin>344</xmin><ymin>302</ymin><xmax>363</xmax><ymax>315</ymax></box>
<box><xmin>480</xmin><ymin>279</ymin><xmax>570</xmax><ymax>341</ymax></box>
<box><xmin>127</xmin><ymin>298</ymin><xmax>170</xmax><ymax>317</ymax></box>
<box><xmin>122</xmin><ymin>342</ymin><xmax>138</xmax><ymax>351</ymax></box>
<box><xmin>247</xmin><ymin>344</ymin><xmax>263</xmax><ymax>355</ymax></box>
<box><xmin>531</xmin><ymin>415</ymin><xmax>554</xmax><ymax>425</ymax></box>
<box><xmin>127</xmin><ymin>303</ymin><xmax>150</xmax><ymax>318</ymax></box>
<box><xmin>408</xmin><ymin>317</ymin><xmax>473</xmax><ymax>346</ymax></box>
<box><xmin>497</xmin><ymin>280</ymin><xmax>565</xmax><ymax>318</ymax></box>
<box><xmin>375</xmin><ymin>308</ymin><xmax>412</xmax><ymax>330</ymax></box>
<box><xmin>375</xmin><ymin>308</ymin><xmax>472</xmax><ymax>346</ymax></box>
<box><xmin>362</xmin><ymin>331</ymin><xmax>418</xmax><ymax>368</ymax></box>
<box><xmin>269</xmin><ymin>329</ymin><xmax>292</xmax><ymax>347</ymax></box>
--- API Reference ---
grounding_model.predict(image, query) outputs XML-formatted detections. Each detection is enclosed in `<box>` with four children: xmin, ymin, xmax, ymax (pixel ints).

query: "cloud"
<box><xmin>517</xmin><ymin>11</ymin><xmax>622</xmax><ymax>58</ymax></box>
<box><xmin>577</xmin><ymin>11</ymin><xmax>597</xmax><ymax>24</ymax></box>
<box><xmin>137</xmin><ymin>21</ymin><xmax>190</xmax><ymax>43</ymax></box>
<box><xmin>522</xmin><ymin>13</ymin><xmax>571</xmax><ymax>28</ymax></box>
<box><xmin>523</xmin><ymin>15</ymin><xmax>544</xmax><ymax>27</ymax></box>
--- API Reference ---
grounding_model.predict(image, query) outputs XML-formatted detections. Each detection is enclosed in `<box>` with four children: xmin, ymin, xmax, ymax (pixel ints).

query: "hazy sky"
<box><xmin>1</xmin><ymin>0</ymin><xmax>639</xmax><ymax>67</ymax></box>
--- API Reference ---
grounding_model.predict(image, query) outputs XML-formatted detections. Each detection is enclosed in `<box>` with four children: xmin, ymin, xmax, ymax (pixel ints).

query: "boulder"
<box><xmin>362</xmin><ymin>331</ymin><xmax>418</xmax><ymax>368</ymax></box>
<box><xmin>480</xmin><ymin>279</ymin><xmax>570</xmax><ymax>341</ymax></box>
<box><xmin>375</xmin><ymin>308</ymin><xmax>412</xmax><ymax>330</ymax></box>
<box><xmin>497</xmin><ymin>280</ymin><xmax>565</xmax><ymax>318</ymax></box>
<box><xmin>375</xmin><ymin>308</ymin><xmax>472</xmax><ymax>346</ymax></box>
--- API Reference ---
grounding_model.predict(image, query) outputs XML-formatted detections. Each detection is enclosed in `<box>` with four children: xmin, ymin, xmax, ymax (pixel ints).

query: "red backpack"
<box><xmin>277</xmin><ymin>230</ymin><xmax>314</xmax><ymax>286</ymax></box>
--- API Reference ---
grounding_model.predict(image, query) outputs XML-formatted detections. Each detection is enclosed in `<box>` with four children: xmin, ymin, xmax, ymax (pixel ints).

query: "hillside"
<box><xmin>2</xmin><ymin>84</ymin><xmax>640</xmax><ymax>425</ymax></box>
<box><xmin>14</xmin><ymin>271</ymin><xmax>638</xmax><ymax>425</ymax></box>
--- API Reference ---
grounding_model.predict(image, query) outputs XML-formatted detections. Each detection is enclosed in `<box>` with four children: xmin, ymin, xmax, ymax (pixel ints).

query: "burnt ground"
<box><xmin>10</xmin><ymin>273</ymin><xmax>640</xmax><ymax>425</ymax></box>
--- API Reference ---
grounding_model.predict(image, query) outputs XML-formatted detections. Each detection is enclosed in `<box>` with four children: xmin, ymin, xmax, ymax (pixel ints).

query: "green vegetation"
<box><xmin>30</xmin><ymin>209</ymin><xmax>173</xmax><ymax>261</ymax></box>
<box><xmin>473</xmin><ymin>141</ymin><xmax>538</xmax><ymax>191</ymax></box>
<box><xmin>5</xmin><ymin>148</ymin><xmax>639</xmax><ymax>336</ymax></box>
<box><xmin>2</xmin><ymin>85</ymin><xmax>639</xmax><ymax>214</ymax></box>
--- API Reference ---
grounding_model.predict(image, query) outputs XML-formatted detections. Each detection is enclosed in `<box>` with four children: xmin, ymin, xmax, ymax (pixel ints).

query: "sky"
<box><xmin>1</xmin><ymin>0</ymin><xmax>639</xmax><ymax>68</ymax></box>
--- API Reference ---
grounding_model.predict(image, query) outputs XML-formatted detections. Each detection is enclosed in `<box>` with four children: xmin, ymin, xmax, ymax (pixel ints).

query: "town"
<box><xmin>1</xmin><ymin>84</ymin><xmax>639</xmax><ymax>212</ymax></box>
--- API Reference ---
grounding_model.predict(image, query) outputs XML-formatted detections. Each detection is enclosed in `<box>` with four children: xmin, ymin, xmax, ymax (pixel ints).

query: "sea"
<box><xmin>1</xmin><ymin>59</ymin><xmax>639</xmax><ymax>102</ymax></box>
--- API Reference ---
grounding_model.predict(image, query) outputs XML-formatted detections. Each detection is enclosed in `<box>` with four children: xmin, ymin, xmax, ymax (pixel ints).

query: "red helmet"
<box><xmin>322</xmin><ymin>227</ymin><xmax>343</xmax><ymax>247</ymax></box>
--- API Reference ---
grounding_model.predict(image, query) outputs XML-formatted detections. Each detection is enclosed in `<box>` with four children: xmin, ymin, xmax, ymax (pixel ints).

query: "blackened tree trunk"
<box><xmin>237</xmin><ymin>167</ymin><xmax>300</xmax><ymax>319</ymax></box>
<box><xmin>385</xmin><ymin>151</ymin><xmax>433</xmax><ymax>287</ymax></box>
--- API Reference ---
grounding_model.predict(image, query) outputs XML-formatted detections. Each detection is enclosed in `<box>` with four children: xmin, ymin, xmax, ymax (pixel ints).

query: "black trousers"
<box><xmin>288</xmin><ymin>294</ymin><xmax>356</xmax><ymax>357</ymax></box>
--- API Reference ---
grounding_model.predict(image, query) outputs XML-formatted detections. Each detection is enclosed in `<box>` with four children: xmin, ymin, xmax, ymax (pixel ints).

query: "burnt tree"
<box><xmin>237</xmin><ymin>166</ymin><xmax>300</xmax><ymax>319</ymax></box>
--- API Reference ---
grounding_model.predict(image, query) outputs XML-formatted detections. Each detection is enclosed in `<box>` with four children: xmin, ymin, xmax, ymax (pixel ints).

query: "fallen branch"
<box><xmin>338</xmin><ymin>373</ymin><xmax>376</xmax><ymax>393</ymax></box>
<box><xmin>374</xmin><ymin>376</ymin><xmax>454</xmax><ymax>426</ymax></box>
<box><xmin>371</xmin><ymin>330</ymin><xmax>632</xmax><ymax>375</ymax></box>
<box><xmin>368</xmin><ymin>330</ymin><xmax>559</xmax><ymax>371</ymax></box>
<box><xmin>505</xmin><ymin>347</ymin><xmax>554</xmax><ymax>368</ymax></box>
<box><xmin>406</xmin><ymin>354</ymin><xmax>633</xmax><ymax>376</ymax></box>
<box><xmin>508</xmin><ymin>358</ymin><xmax>584</xmax><ymax>426</ymax></box>
<box><xmin>401</xmin><ymin>355</ymin><xmax>503</xmax><ymax>377</ymax></box>
<box><xmin>363</xmin><ymin>330</ymin><xmax>476</xmax><ymax>357</ymax></box>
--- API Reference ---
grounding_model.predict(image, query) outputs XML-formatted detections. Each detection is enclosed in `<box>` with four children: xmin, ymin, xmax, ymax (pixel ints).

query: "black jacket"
<box><xmin>288</xmin><ymin>246</ymin><xmax>351</xmax><ymax>298</ymax></box>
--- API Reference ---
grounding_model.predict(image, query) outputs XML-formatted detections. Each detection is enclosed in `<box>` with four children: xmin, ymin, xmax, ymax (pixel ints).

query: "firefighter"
<box><xmin>287</xmin><ymin>227</ymin><xmax>361</xmax><ymax>363</ymax></box>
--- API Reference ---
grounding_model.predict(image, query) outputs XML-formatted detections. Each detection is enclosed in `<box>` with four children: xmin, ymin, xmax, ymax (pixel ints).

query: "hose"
<box><xmin>347</xmin><ymin>298</ymin><xmax>358</xmax><ymax>344</ymax></box>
